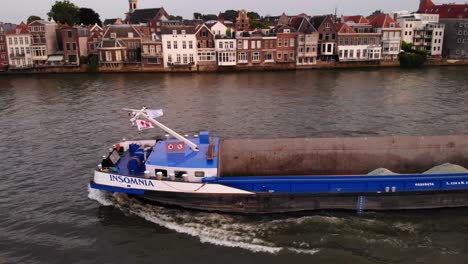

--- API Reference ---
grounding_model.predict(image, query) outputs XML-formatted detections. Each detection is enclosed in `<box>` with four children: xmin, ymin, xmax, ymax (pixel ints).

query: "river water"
<box><xmin>1</xmin><ymin>67</ymin><xmax>468</xmax><ymax>264</ymax></box>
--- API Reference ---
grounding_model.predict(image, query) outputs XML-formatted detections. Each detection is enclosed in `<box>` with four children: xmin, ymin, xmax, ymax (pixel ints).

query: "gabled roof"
<box><xmin>418</xmin><ymin>1</ymin><xmax>468</xmax><ymax>19</ymax></box>
<box><xmin>195</xmin><ymin>24</ymin><xmax>213</xmax><ymax>35</ymax></box>
<box><xmin>336</xmin><ymin>23</ymin><xmax>356</xmax><ymax>34</ymax></box>
<box><xmin>103</xmin><ymin>18</ymin><xmax>118</xmax><ymax>26</ymax></box>
<box><xmin>98</xmin><ymin>39</ymin><xmax>127</xmax><ymax>49</ymax></box>
<box><xmin>103</xmin><ymin>25</ymin><xmax>143</xmax><ymax>39</ymax></box>
<box><xmin>28</xmin><ymin>20</ymin><xmax>55</xmax><ymax>26</ymax></box>
<box><xmin>291</xmin><ymin>16</ymin><xmax>317</xmax><ymax>34</ymax></box>
<box><xmin>310</xmin><ymin>15</ymin><xmax>327</xmax><ymax>29</ymax></box>
<box><xmin>161</xmin><ymin>26</ymin><xmax>197</xmax><ymax>35</ymax></box>
<box><xmin>342</xmin><ymin>15</ymin><xmax>369</xmax><ymax>24</ymax></box>
<box><xmin>8</xmin><ymin>23</ymin><xmax>29</xmax><ymax>35</ymax></box>
<box><xmin>89</xmin><ymin>24</ymin><xmax>103</xmax><ymax>32</ymax></box>
<box><xmin>128</xmin><ymin>8</ymin><xmax>165</xmax><ymax>24</ymax></box>
<box><xmin>370</xmin><ymin>14</ymin><xmax>400</xmax><ymax>29</ymax></box>
<box><xmin>275</xmin><ymin>24</ymin><xmax>297</xmax><ymax>33</ymax></box>
<box><xmin>0</xmin><ymin>22</ymin><xmax>16</xmax><ymax>34</ymax></box>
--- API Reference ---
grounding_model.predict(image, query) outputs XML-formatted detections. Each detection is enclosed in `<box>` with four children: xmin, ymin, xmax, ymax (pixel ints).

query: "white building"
<box><xmin>215</xmin><ymin>38</ymin><xmax>236</xmax><ymax>66</ymax></box>
<box><xmin>161</xmin><ymin>26</ymin><xmax>198</xmax><ymax>68</ymax></box>
<box><xmin>207</xmin><ymin>21</ymin><xmax>233</xmax><ymax>38</ymax></box>
<box><xmin>397</xmin><ymin>13</ymin><xmax>444</xmax><ymax>56</ymax></box>
<box><xmin>370</xmin><ymin>14</ymin><xmax>402</xmax><ymax>60</ymax></box>
<box><xmin>6</xmin><ymin>24</ymin><xmax>33</xmax><ymax>68</ymax></box>
<box><xmin>337</xmin><ymin>23</ymin><xmax>382</xmax><ymax>62</ymax></box>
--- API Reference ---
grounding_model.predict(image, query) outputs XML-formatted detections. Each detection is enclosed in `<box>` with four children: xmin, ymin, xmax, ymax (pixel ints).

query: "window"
<box><xmin>201</xmin><ymin>30</ymin><xmax>207</xmax><ymax>37</ymax></box>
<box><xmin>167</xmin><ymin>41</ymin><xmax>171</xmax><ymax>49</ymax></box>
<box><xmin>251</xmin><ymin>41</ymin><xmax>256</xmax><ymax>49</ymax></box>
<box><xmin>238</xmin><ymin>52</ymin><xmax>247</xmax><ymax>62</ymax></box>
<box><xmin>111</xmin><ymin>33</ymin><xmax>116</xmax><ymax>38</ymax></box>
<box><xmin>284</xmin><ymin>39</ymin><xmax>288</xmax><ymax>47</ymax></box>
<box><xmin>72</xmin><ymin>43</ymin><xmax>77</xmax><ymax>50</ymax></box>
<box><xmin>19</xmin><ymin>37</ymin><xmax>23</xmax><ymax>45</ymax></box>
<box><xmin>176</xmin><ymin>54</ymin><xmax>181</xmax><ymax>63</ymax></box>
<box><xmin>243</xmin><ymin>40</ymin><xmax>248</xmax><ymax>49</ymax></box>
<box><xmin>189</xmin><ymin>54</ymin><xmax>194</xmax><ymax>63</ymax></box>
<box><xmin>252</xmin><ymin>52</ymin><xmax>260</xmax><ymax>61</ymax></box>
<box><xmin>290</xmin><ymin>38</ymin><xmax>295</xmax><ymax>47</ymax></box>
<box><xmin>237</xmin><ymin>40</ymin><xmax>243</xmax><ymax>49</ymax></box>
<box><xmin>278</xmin><ymin>39</ymin><xmax>282</xmax><ymax>47</ymax></box>
<box><xmin>105</xmin><ymin>51</ymin><xmax>112</xmax><ymax>61</ymax></box>
<box><xmin>189</xmin><ymin>41</ymin><xmax>193</xmax><ymax>49</ymax></box>
<box><xmin>265</xmin><ymin>53</ymin><xmax>273</xmax><ymax>61</ymax></box>
<box><xmin>183</xmin><ymin>54</ymin><xmax>188</xmax><ymax>64</ymax></box>
<box><xmin>173</xmin><ymin>41</ymin><xmax>178</xmax><ymax>49</ymax></box>
<box><xmin>116</xmin><ymin>50</ymin><xmax>122</xmax><ymax>61</ymax></box>
<box><xmin>128</xmin><ymin>32</ymin><xmax>134</xmax><ymax>38</ymax></box>
<box><xmin>319</xmin><ymin>33</ymin><xmax>323</xmax><ymax>40</ymax></box>
<box><xmin>66</xmin><ymin>43</ymin><xmax>71</xmax><ymax>51</ymax></box>
<box><xmin>182</xmin><ymin>41</ymin><xmax>187</xmax><ymax>49</ymax></box>
<box><xmin>290</xmin><ymin>52</ymin><xmax>294</xmax><ymax>61</ymax></box>
<box><xmin>350</xmin><ymin>50</ymin><xmax>354</xmax><ymax>58</ymax></box>
<box><xmin>167</xmin><ymin>54</ymin><xmax>172</xmax><ymax>63</ymax></box>
<box><xmin>68</xmin><ymin>31</ymin><xmax>73</xmax><ymax>38</ymax></box>
<box><xmin>219</xmin><ymin>42</ymin><xmax>223</xmax><ymax>49</ymax></box>
<box><xmin>325</xmin><ymin>23</ymin><xmax>330</xmax><ymax>28</ymax></box>
<box><xmin>277</xmin><ymin>52</ymin><xmax>282</xmax><ymax>59</ymax></box>
<box><xmin>257</xmin><ymin>40</ymin><xmax>261</xmax><ymax>49</ymax></box>
<box><xmin>14</xmin><ymin>37</ymin><xmax>18</xmax><ymax>45</ymax></box>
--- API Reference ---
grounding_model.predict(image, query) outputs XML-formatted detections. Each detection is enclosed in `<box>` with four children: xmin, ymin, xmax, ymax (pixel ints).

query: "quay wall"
<box><xmin>1</xmin><ymin>59</ymin><xmax>467</xmax><ymax>74</ymax></box>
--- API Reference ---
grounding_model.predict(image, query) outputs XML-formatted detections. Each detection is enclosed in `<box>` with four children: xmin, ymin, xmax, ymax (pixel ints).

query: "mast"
<box><xmin>125</xmin><ymin>107</ymin><xmax>200</xmax><ymax>152</ymax></box>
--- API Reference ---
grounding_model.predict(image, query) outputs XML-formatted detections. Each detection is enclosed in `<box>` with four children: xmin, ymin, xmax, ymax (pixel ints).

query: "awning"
<box><xmin>47</xmin><ymin>55</ymin><xmax>64</xmax><ymax>62</ymax></box>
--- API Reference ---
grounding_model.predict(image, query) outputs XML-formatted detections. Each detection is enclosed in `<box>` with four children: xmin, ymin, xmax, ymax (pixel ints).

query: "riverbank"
<box><xmin>1</xmin><ymin>58</ymin><xmax>468</xmax><ymax>74</ymax></box>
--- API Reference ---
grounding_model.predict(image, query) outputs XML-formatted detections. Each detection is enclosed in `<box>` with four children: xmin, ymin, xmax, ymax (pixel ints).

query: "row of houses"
<box><xmin>0</xmin><ymin>0</ymin><xmax>467</xmax><ymax>71</ymax></box>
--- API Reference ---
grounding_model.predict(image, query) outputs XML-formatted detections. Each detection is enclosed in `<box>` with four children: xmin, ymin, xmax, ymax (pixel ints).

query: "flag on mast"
<box><xmin>136</xmin><ymin>120</ymin><xmax>154</xmax><ymax>131</ymax></box>
<box><xmin>146</xmin><ymin>109</ymin><xmax>164</xmax><ymax>119</ymax></box>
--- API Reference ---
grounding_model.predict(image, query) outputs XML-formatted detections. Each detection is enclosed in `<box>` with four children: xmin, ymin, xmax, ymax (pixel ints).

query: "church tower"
<box><xmin>129</xmin><ymin>0</ymin><xmax>138</xmax><ymax>13</ymax></box>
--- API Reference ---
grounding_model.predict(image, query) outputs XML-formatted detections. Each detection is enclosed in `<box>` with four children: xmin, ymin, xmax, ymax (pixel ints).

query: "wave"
<box><xmin>87</xmin><ymin>187</ymin><xmax>320</xmax><ymax>255</ymax></box>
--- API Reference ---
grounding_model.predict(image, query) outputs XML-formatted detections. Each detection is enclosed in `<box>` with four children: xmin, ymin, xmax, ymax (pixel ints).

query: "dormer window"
<box><xmin>110</xmin><ymin>33</ymin><xmax>117</xmax><ymax>39</ymax></box>
<box><xmin>389</xmin><ymin>23</ymin><xmax>395</xmax><ymax>28</ymax></box>
<box><xmin>284</xmin><ymin>29</ymin><xmax>290</xmax><ymax>33</ymax></box>
<box><xmin>128</xmin><ymin>32</ymin><xmax>134</xmax><ymax>38</ymax></box>
<box><xmin>172</xmin><ymin>30</ymin><xmax>177</xmax><ymax>36</ymax></box>
<box><xmin>325</xmin><ymin>23</ymin><xmax>330</xmax><ymax>28</ymax></box>
<box><xmin>181</xmin><ymin>30</ymin><xmax>186</xmax><ymax>36</ymax></box>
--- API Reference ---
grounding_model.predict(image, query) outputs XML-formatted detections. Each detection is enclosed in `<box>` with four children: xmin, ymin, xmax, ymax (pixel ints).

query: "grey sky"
<box><xmin>0</xmin><ymin>0</ymin><xmax>425</xmax><ymax>24</ymax></box>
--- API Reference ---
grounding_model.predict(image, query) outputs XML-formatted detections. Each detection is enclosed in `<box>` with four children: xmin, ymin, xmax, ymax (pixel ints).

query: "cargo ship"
<box><xmin>90</xmin><ymin>107</ymin><xmax>468</xmax><ymax>214</ymax></box>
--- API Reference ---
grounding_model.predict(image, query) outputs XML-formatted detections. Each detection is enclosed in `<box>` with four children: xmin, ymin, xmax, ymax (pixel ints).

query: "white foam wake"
<box><xmin>87</xmin><ymin>188</ymin><xmax>320</xmax><ymax>255</ymax></box>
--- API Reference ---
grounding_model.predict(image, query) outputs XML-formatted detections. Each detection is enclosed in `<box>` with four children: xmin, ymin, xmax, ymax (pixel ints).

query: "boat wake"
<box><xmin>88</xmin><ymin>186</ymin><xmax>320</xmax><ymax>255</ymax></box>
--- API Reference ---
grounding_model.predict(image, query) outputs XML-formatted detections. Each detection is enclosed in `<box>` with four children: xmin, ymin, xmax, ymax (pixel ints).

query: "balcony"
<box><xmin>10</xmin><ymin>53</ymin><xmax>26</xmax><ymax>59</ymax></box>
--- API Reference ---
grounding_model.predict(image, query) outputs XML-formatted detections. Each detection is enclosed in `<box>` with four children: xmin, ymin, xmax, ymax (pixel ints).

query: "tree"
<box><xmin>193</xmin><ymin>12</ymin><xmax>202</xmax><ymax>19</ymax></box>
<box><xmin>223</xmin><ymin>10</ymin><xmax>239</xmax><ymax>22</ymax></box>
<box><xmin>27</xmin><ymin>15</ymin><xmax>42</xmax><ymax>24</ymax></box>
<box><xmin>47</xmin><ymin>0</ymin><xmax>80</xmax><ymax>25</ymax></box>
<box><xmin>201</xmin><ymin>14</ymin><xmax>218</xmax><ymax>21</ymax></box>
<box><xmin>247</xmin><ymin>11</ymin><xmax>260</xmax><ymax>20</ymax></box>
<box><xmin>169</xmin><ymin>15</ymin><xmax>183</xmax><ymax>20</ymax></box>
<box><xmin>250</xmin><ymin>20</ymin><xmax>269</xmax><ymax>29</ymax></box>
<box><xmin>79</xmin><ymin>8</ymin><xmax>101</xmax><ymax>26</ymax></box>
<box><xmin>226</xmin><ymin>28</ymin><xmax>232</xmax><ymax>37</ymax></box>
<box><xmin>401</xmin><ymin>41</ymin><xmax>413</xmax><ymax>52</ymax></box>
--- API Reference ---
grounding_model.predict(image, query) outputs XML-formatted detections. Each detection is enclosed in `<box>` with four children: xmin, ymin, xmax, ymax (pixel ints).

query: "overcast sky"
<box><xmin>0</xmin><ymin>0</ymin><xmax>427</xmax><ymax>24</ymax></box>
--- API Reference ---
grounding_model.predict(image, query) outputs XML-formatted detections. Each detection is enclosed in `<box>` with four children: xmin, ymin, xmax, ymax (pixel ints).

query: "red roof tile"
<box><xmin>342</xmin><ymin>15</ymin><xmax>369</xmax><ymax>24</ymax></box>
<box><xmin>418</xmin><ymin>1</ymin><xmax>468</xmax><ymax>19</ymax></box>
<box><xmin>370</xmin><ymin>14</ymin><xmax>400</xmax><ymax>29</ymax></box>
<box><xmin>7</xmin><ymin>23</ymin><xmax>29</xmax><ymax>35</ymax></box>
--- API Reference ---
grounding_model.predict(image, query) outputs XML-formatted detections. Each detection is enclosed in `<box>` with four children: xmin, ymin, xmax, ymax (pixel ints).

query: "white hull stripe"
<box><xmin>93</xmin><ymin>171</ymin><xmax>254</xmax><ymax>195</ymax></box>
